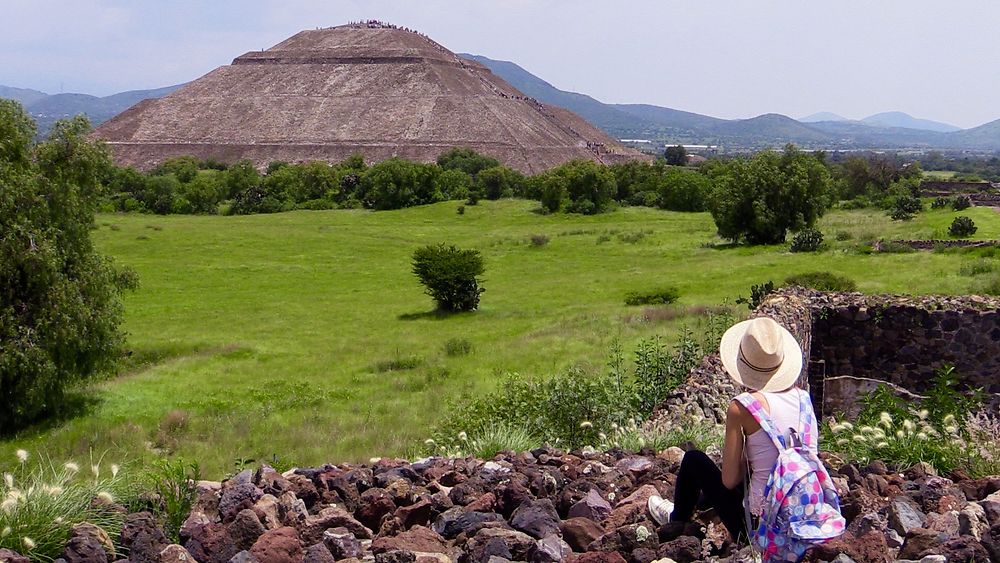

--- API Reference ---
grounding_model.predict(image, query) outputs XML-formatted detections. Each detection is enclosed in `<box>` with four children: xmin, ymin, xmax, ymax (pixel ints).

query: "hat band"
<box><xmin>738</xmin><ymin>343</ymin><xmax>782</xmax><ymax>374</ymax></box>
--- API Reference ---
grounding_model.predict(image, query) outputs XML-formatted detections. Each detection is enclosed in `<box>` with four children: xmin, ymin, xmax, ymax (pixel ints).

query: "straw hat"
<box><xmin>719</xmin><ymin>317</ymin><xmax>802</xmax><ymax>392</ymax></box>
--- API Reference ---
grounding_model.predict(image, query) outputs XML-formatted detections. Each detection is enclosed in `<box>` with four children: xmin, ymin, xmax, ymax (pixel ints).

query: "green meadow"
<box><xmin>3</xmin><ymin>201</ymin><xmax>999</xmax><ymax>474</ymax></box>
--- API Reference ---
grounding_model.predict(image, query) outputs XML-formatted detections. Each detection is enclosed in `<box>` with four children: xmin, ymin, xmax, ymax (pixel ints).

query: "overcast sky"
<box><xmin>3</xmin><ymin>0</ymin><xmax>999</xmax><ymax>128</ymax></box>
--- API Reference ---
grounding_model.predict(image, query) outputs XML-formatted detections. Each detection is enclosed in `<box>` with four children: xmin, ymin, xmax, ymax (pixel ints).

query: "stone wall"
<box><xmin>648</xmin><ymin>288</ymin><xmax>1000</xmax><ymax>430</ymax></box>
<box><xmin>880</xmin><ymin>239</ymin><xmax>1000</xmax><ymax>251</ymax></box>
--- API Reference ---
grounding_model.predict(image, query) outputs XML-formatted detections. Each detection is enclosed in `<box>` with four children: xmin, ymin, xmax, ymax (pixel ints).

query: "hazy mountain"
<box><xmin>949</xmin><ymin>119</ymin><xmax>1000</xmax><ymax>150</ymax></box>
<box><xmin>612</xmin><ymin>103</ymin><xmax>726</xmax><ymax>134</ymax></box>
<box><xmin>799</xmin><ymin>112</ymin><xmax>849</xmax><ymax>123</ymax></box>
<box><xmin>0</xmin><ymin>83</ymin><xmax>183</xmax><ymax>136</ymax></box>
<box><xmin>861</xmin><ymin>111</ymin><xmax>961</xmax><ymax>133</ymax></box>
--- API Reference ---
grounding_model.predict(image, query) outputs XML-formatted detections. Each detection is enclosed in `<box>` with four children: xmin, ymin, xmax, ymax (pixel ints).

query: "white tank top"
<box><xmin>744</xmin><ymin>388</ymin><xmax>819</xmax><ymax>515</ymax></box>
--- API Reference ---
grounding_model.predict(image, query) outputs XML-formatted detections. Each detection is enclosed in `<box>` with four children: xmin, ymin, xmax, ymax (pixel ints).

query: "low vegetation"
<box><xmin>624</xmin><ymin>287</ymin><xmax>680</xmax><ymax>306</ymax></box>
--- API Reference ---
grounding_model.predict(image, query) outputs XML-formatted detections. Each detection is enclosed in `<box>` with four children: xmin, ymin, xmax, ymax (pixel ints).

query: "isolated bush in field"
<box><xmin>529</xmin><ymin>234</ymin><xmax>550</xmax><ymax>247</ymax></box>
<box><xmin>374</xmin><ymin>355</ymin><xmax>424</xmax><ymax>372</ymax></box>
<box><xmin>0</xmin><ymin>104</ymin><xmax>139</xmax><ymax>431</ymax></box>
<box><xmin>0</xmin><ymin>449</ymin><xmax>134</xmax><ymax>561</ymax></box>
<box><xmin>443</xmin><ymin>338</ymin><xmax>473</xmax><ymax>357</ymax></box>
<box><xmin>834</xmin><ymin>230</ymin><xmax>852</xmax><ymax>241</ymax></box>
<box><xmin>456</xmin><ymin>204</ymin><xmax>465</xmax><ymax>215</ymax></box>
<box><xmin>949</xmin><ymin>216</ymin><xmax>977</xmax><ymax>238</ymax></box>
<box><xmin>624</xmin><ymin>287</ymin><xmax>680</xmax><ymax>306</ymax></box>
<box><xmin>707</xmin><ymin>146</ymin><xmax>833</xmax><ymax>244</ymax></box>
<box><xmin>789</xmin><ymin>228</ymin><xmax>824</xmax><ymax>252</ymax></box>
<box><xmin>888</xmin><ymin>194</ymin><xmax>922</xmax><ymax>221</ymax></box>
<box><xmin>952</xmin><ymin>195</ymin><xmax>972</xmax><ymax>210</ymax></box>
<box><xmin>411</xmin><ymin>244</ymin><xmax>485</xmax><ymax>312</ymax></box>
<box><xmin>889</xmin><ymin>207</ymin><xmax>914</xmax><ymax>221</ymax></box>
<box><xmin>930</xmin><ymin>196</ymin><xmax>950</xmax><ymax>209</ymax></box>
<box><xmin>959</xmin><ymin>259</ymin><xmax>996</xmax><ymax>277</ymax></box>
<box><xmin>784</xmin><ymin>271</ymin><xmax>857</xmax><ymax>292</ymax></box>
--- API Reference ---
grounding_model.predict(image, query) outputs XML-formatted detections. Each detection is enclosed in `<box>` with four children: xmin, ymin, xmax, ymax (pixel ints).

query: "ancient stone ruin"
<box><xmin>651</xmin><ymin>287</ymin><xmax>1000</xmax><ymax>427</ymax></box>
<box><xmin>92</xmin><ymin>22</ymin><xmax>645</xmax><ymax>174</ymax></box>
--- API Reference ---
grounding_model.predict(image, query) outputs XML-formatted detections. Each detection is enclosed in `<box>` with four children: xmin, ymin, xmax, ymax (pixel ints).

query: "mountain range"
<box><xmin>3</xmin><ymin>54</ymin><xmax>1000</xmax><ymax>151</ymax></box>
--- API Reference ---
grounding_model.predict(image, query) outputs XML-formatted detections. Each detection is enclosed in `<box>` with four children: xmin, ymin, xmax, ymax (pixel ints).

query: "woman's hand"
<box><xmin>721</xmin><ymin>399</ymin><xmax>747</xmax><ymax>490</ymax></box>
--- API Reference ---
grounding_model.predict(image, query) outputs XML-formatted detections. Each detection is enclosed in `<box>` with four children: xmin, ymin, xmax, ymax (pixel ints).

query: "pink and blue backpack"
<box><xmin>735</xmin><ymin>390</ymin><xmax>846</xmax><ymax>562</ymax></box>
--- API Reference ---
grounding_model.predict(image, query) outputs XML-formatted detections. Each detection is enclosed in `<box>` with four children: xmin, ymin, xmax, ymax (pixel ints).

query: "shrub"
<box><xmin>456</xmin><ymin>205</ymin><xmax>465</xmax><ymax>215</ymax></box>
<box><xmin>949</xmin><ymin>216</ymin><xmax>977</xmax><ymax>238</ymax></box>
<box><xmin>958</xmin><ymin>259</ymin><xmax>995</xmax><ymax>277</ymax></box>
<box><xmin>618</xmin><ymin>231</ymin><xmax>648</xmax><ymax>244</ymax></box>
<box><xmin>878</xmin><ymin>240</ymin><xmax>916</xmax><ymax>253</ymax></box>
<box><xmin>736</xmin><ymin>280</ymin><xmax>775</xmax><ymax>310</ymax></box>
<box><xmin>789</xmin><ymin>228</ymin><xmax>824</xmax><ymax>252</ymax></box>
<box><xmin>543</xmin><ymin>160</ymin><xmax>616</xmax><ymax>214</ymax></box>
<box><xmin>436</xmin><ymin>147</ymin><xmax>500</xmax><ymax>177</ymax></box>
<box><xmin>374</xmin><ymin>355</ymin><xmax>424</xmax><ymax>372</ymax></box>
<box><xmin>0</xmin><ymin>450</ymin><xmax>135</xmax><ymax>561</ymax></box>
<box><xmin>930</xmin><ymin>196</ymin><xmax>950</xmax><ymax>209</ymax></box>
<box><xmin>0</xmin><ymin>106</ymin><xmax>138</xmax><ymax>431</ymax></box>
<box><xmin>784</xmin><ymin>271</ymin><xmax>857</xmax><ymax>292</ymax></box>
<box><xmin>411</xmin><ymin>244</ymin><xmax>485</xmax><ymax>312</ymax></box>
<box><xmin>463</xmin><ymin>422</ymin><xmax>540</xmax><ymax>459</ymax></box>
<box><xmin>889</xmin><ymin>207</ymin><xmax>915</xmax><ymax>221</ymax></box>
<box><xmin>889</xmin><ymin>194</ymin><xmax>922</xmax><ymax>220</ymax></box>
<box><xmin>443</xmin><ymin>338</ymin><xmax>473</xmax><ymax>357</ymax></box>
<box><xmin>952</xmin><ymin>195</ymin><xmax>972</xmax><ymax>211</ymax></box>
<box><xmin>624</xmin><ymin>287</ymin><xmax>680</xmax><ymax>306</ymax></box>
<box><xmin>834</xmin><ymin>231</ymin><xmax>852</xmax><ymax>241</ymax></box>
<box><xmin>145</xmin><ymin>459</ymin><xmax>201</xmax><ymax>542</ymax></box>
<box><xmin>529</xmin><ymin>234</ymin><xmax>550</xmax><ymax>247</ymax></box>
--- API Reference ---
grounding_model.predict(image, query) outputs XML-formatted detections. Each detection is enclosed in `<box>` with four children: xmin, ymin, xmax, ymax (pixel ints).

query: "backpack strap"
<box><xmin>795</xmin><ymin>388</ymin><xmax>818</xmax><ymax>449</ymax></box>
<box><xmin>734</xmin><ymin>392</ymin><xmax>786</xmax><ymax>451</ymax></box>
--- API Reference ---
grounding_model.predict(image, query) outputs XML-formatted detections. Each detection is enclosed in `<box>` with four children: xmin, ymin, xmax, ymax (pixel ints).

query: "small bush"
<box><xmin>889</xmin><ymin>207</ymin><xmax>915</xmax><ymax>221</ymax></box>
<box><xmin>952</xmin><ymin>195</ymin><xmax>972</xmax><ymax>211</ymax></box>
<box><xmin>878</xmin><ymin>241</ymin><xmax>916</xmax><ymax>253</ymax></box>
<box><xmin>374</xmin><ymin>355</ymin><xmax>424</xmax><ymax>372</ymax></box>
<box><xmin>930</xmin><ymin>197</ymin><xmax>950</xmax><ymax>209</ymax></box>
<box><xmin>456</xmin><ymin>205</ymin><xmax>465</xmax><ymax>215</ymax></box>
<box><xmin>834</xmin><ymin>231</ymin><xmax>852</xmax><ymax>241</ymax></box>
<box><xmin>412</xmin><ymin>244</ymin><xmax>485</xmax><ymax>312</ymax></box>
<box><xmin>789</xmin><ymin>228</ymin><xmax>824</xmax><ymax>252</ymax></box>
<box><xmin>618</xmin><ymin>231</ymin><xmax>648</xmax><ymax>244</ymax></box>
<box><xmin>529</xmin><ymin>234</ymin><xmax>550</xmax><ymax>247</ymax></box>
<box><xmin>959</xmin><ymin>259</ymin><xmax>995</xmax><ymax>277</ymax></box>
<box><xmin>949</xmin><ymin>216</ymin><xmax>977</xmax><ymax>238</ymax></box>
<box><xmin>596</xmin><ymin>234</ymin><xmax>611</xmax><ymax>244</ymax></box>
<box><xmin>784</xmin><ymin>272</ymin><xmax>857</xmax><ymax>292</ymax></box>
<box><xmin>736</xmin><ymin>280</ymin><xmax>775</xmax><ymax>310</ymax></box>
<box><xmin>464</xmin><ymin>422</ymin><xmax>540</xmax><ymax>459</ymax></box>
<box><xmin>624</xmin><ymin>287</ymin><xmax>680</xmax><ymax>306</ymax></box>
<box><xmin>443</xmin><ymin>338</ymin><xmax>473</xmax><ymax>357</ymax></box>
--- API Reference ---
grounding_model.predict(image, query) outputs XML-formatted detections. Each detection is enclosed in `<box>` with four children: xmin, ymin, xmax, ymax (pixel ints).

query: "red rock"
<box><xmin>250</xmin><ymin>527</ymin><xmax>303</xmax><ymax>563</ymax></box>
<box><xmin>561</xmin><ymin>517</ymin><xmax>606</xmax><ymax>552</ymax></box>
<box><xmin>183</xmin><ymin>522</ymin><xmax>238</xmax><ymax>563</ymax></box>
<box><xmin>565</xmin><ymin>551</ymin><xmax>627</xmax><ymax>563</ymax></box>
<box><xmin>159</xmin><ymin>544</ymin><xmax>197</xmax><ymax>563</ymax></box>
<box><xmin>358</xmin><ymin>488</ymin><xmax>398</xmax><ymax>531</ymax></box>
<box><xmin>0</xmin><ymin>549</ymin><xmax>30</xmax><ymax>563</ymax></box>
<box><xmin>464</xmin><ymin>492</ymin><xmax>496</xmax><ymax>513</ymax></box>
<box><xmin>606</xmin><ymin>485</ymin><xmax>659</xmax><ymax>530</ymax></box>
<box><xmin>371</xmin><ymin>526</ymin><xmax>449</xmax><ymax>555</ymax></box>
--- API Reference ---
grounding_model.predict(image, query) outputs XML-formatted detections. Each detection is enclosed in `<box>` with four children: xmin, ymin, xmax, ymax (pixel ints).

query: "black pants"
<box><xmin>671</xmin><ymin>449</ymin><xmax>748</xmax><ymax>542</ymax></box>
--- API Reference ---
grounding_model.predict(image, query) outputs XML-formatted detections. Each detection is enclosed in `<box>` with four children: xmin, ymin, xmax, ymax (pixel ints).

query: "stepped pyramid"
<box><xmin>93</xmin><ymin>22</ymin><xmax>643</xmax><ymax>173</ymax></box>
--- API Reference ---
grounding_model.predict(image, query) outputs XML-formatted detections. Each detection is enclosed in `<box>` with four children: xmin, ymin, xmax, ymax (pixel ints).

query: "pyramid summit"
<box><xmin>93</xmin><ymin>22</ymin><xmax>643</xmax><ymax>173</ymax></box>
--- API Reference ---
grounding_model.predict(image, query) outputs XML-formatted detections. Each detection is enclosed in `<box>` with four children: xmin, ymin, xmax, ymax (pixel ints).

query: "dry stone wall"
<box><xmin>649</xmin><ymin>288</ymin><xmax>1000</xmax><ymax>430</ymax></box>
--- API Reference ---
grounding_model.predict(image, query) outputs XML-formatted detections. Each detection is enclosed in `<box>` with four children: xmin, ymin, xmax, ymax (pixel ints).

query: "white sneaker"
<box><xmin>647</xmin><ymin>495</ymin><xmax>674</xmax><ymax>526</ymax></box>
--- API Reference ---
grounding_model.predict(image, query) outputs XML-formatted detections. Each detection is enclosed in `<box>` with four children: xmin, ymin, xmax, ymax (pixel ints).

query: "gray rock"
<box><xmin>888</xmin><ymin>496</ymin><xmax>926</xmax><ymax>536</ymax></box>
<box><xmin>303</xmin><ymin>543</ymin><xmax>336</xmax><ymax>563</ymax></box>
<box><xmin>568</xmin><ymin>489</ymin><xmax>612</xmax><ymax>523</ymax></box>
<box><xmin>229</xmin><ymin>509</ymin><xmax>266</xmax><ymax>551</ymax></box>
<box><xmin>323</xmin><ymin>527</ymin><xmax>363</xmax><ymax>559</ymax></box>
<box><xmin>228</xmin><ymin>551</ymin><xmax>259</xmax><ymax>563</ymax></box>
<box><xmin>510</xmin><ymin>499</ymin><xmax>561</xmax><ymax>540</ymax></box>
<box><xmin>219</xmin><ymin>483</ymin><xmax>264</xmax><ymax>522</ymax></box>
<box><xmin>531</xmin><ymin>535</ymin><xmax>571</xmax><ymax>563</ymax></box>
<box><xmin>829</xmin><ymin>555</ymin><xmax>857</xmax><ymax>563</ymax></box>
<box><xmin>431</xmin><ymin>508</ymin><xmax>505</xmax><ymax>539</ymax></box>
<box><xmin>959</xmin><ymin>502</ymin><xmax>990</xmax><ymax>540</ymax></box>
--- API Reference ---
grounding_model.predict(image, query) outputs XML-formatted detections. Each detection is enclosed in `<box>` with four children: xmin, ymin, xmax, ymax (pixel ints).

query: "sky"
<box><xmin>3</xmin><ymin>0</ymin><xmax>999</xmax><ymax>129</ymax></box>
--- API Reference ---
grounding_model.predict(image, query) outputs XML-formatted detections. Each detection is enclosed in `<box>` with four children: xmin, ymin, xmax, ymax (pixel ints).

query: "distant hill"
<box><xmin>861</xmin><ymin>111</ymin><xmax>961</xmax><ymax>133</ymax></box>
<box><xmin>800</xmin><ymin>112</ymin><xmax>849</xmax><ymax>123</ymax></box>
<box><xmin>462</xmin><ymin>53</ymin><xmax>1000</xmax><ymax>151</ymax></box>
<box><xmin>0</xmin><ymin>83</ymin><xmax>183</xmax><ymax>136</ymax></box>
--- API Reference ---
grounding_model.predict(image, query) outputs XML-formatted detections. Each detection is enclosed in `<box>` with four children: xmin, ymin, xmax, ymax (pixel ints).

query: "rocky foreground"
<box><xmin>6</xmin><ymin>447</ymin><xmax>1000</xmax><ymax>563</ymax></box>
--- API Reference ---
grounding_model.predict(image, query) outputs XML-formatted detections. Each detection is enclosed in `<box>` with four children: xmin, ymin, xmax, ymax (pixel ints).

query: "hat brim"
<box><xmin>719</xmin><ymin>319</ymin><xmax>803</xmax><ymax>393</ymax></box>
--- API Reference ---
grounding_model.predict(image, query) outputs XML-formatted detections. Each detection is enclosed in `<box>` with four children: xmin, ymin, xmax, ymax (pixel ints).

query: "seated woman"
<box><xmin>647</xmin><ymin>316</ymin><xmax>818</xmax><ymax>543</ymax></box>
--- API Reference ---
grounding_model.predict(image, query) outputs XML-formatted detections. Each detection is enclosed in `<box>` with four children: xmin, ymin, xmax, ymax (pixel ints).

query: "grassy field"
<box><xmin>3</xmin><ymin>201</ymin><xmax>999</xmax><ymax>475</ymax></box>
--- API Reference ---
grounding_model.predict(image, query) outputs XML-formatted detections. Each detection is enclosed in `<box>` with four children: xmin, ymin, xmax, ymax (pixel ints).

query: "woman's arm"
<box><xmin>721</xmin><ymin>399</ymin><xmax>747</xmax><ymax>490</ymax></box>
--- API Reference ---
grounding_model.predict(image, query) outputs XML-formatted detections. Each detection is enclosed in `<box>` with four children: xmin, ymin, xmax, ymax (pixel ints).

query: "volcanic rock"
<box><xmin>250</xmin><ymin>527</ymin><xmax>303</xmax><ymax>563</ymax></box>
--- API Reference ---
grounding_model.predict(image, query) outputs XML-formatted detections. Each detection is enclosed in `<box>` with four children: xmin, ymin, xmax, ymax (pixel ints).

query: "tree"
<box><xmin>412</xmin><ymin>244</ymin><xmax>485</xmax><ymax>312</ymax></box>
<box><xmin>664</xmin><ymin>145</ymin><xmax>688</xmax><ymax>166</ymax></box>
<box><xmin>436</xmin><ymin>147</ymin><xmax>500</xmax><ymax>177</ymax></box>
<box><xmin>708</xmin><ymin>145</ymin><xmax>834</xmax><ymax>244</ymax></box>
<box><xmin>360</xmin><ymin>158</ymin><xmax>442</xmax><ymax>210</ymax></box>
<box><xmin>0</xmin><ymin>101</ymin><xmax>137</xmax><ymax>431</ymax></box>
<box><xmin>546</xmin><ymin>160</ymin><xmax>616</xmax><ymax>214</ymax></box>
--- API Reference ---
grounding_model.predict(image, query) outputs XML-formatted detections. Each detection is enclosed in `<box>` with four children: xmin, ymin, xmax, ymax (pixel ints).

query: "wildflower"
<box><xmin>92</xmin><ymin>464</ymin><xmax>100</xmax><ymax>478</ymax></box>
<box><xmin>22</xmin><ymin>537</ymin><xmax>35</xmax><ymax>550</ymax></box>
<box><xmin>916</xmin><ymin>409</ymin><xmax>929</xmax><ymax>421</ymax></box>
<box><xmin>896</xmin><ymin>430</ymin><xmax>905</xmax><ymax>439</ymax></box>
<box><xmin>15</xmin><ymin>450</ymin><xmax>28</xmax><ymax>464</ymax></box>
<box><xmin>875</xmin><ymin>441</ymin><xmax>889</xmax><ymax>448</ymax></box>
<box><xmin>458</xmin><ymin>432</ymin><xmax>468</xmax><ymax>442</ymax></box>
<box><xmin>829</xmin><ymin>423</ymin><xmax>845</xmax><ymax>434</ymax></box>
<box><xmin>54</xmin><ymin>517</ymin><xmax>64</xmax><ymax>525</ymax></box>
<box><xmin>96</xmin><ymin>491</ymin><xmax>115</xmax><ymax>504</ymax></box>
<box><xmin>579</xmin><ymin>421</ymin><xmax>593</xmax><ymax>429</ymax></box>
<box><xmin>598</xmin><ymin>433</ymin><xmax>607</xmax><ymax>442</ymax></box>
<box><xmin>111</xmin><ymin>464</ymin><xmax>120</xmax><ymax>477</ymax></box>
<box><xmin>943</xmin><ymin>414</ymin><xmax>956</xmax><ymax>426</ymax></box>
<box><xmin>836</xmin><ymin>438</ymin><xmax>849</xmax><ymax>446</ymax></box>
<box><xmin>1</xmin><ymin>526</ymin><xmax>9</xmax><ymax>537</ymax></box>
<box><xmin>1</xmin><ymin>499</ymin><xmax>16</xmax><ymax>513</ymax></box>
<box><xmin>3</xmin><ymin>473</ymin><xmax>12</xmax><ymax>488</ymax></box>
<box><xmin>860</xmin><ymin>425</ymin><xmax>877</xmax><ymax>435</ymax></box>
<box><xmin>840</xmin><ymin>422</ymin><xmax>854</xmax><ymax>431</ymax></box>
<box><xmin>916</xmin><ymin>432</ymin><xmax>928</xmax><ymax>440</ymax></box>
<box><xmin>903</xmin><ymin>420</ymin><xmax>916</xmax><ymax>433</ymax></box>
<box><xmin>44</xmin><ymin>485</ymin><xmax>64</xmax><ymax>496</ymax></box>
<box><xmin>879</xmin><ymin>412</ymin><xmax>893</xmax><ymax>427</ymax></box>
<box><xmin>64</xmin><ymin>462</ymin><xmax>80</xmax><ymax>473</ymax></box>
<box><xmin>424</xmin><ymin>438</ymin><xmax>436</xmax><ymax>446</ymax></box>
<box><xmin>852</xmin><ymin>434</ymin><xmax>867</xmax><ymax>443</ymax></box>
<box><xmin>945</xmin><ymin>425</ymin><xmax>959</xmax><ymax>435</ymax></box>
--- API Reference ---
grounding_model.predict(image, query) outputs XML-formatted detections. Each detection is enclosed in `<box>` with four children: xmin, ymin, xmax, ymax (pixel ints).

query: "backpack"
<box><xmin>735</xmin><ymin>390</ymin><xmax>846</xmax><ymax>562</ymax></box>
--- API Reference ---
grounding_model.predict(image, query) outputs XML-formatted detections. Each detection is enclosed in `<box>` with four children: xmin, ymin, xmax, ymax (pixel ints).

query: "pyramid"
<box><xmin>93</xmin><ymin>22</ymin><xmax>644</xmax><ymax>174</ymax></box>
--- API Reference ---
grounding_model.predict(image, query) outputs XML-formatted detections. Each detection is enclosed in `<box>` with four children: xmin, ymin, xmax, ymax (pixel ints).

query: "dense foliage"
<box><xmin>949</xmin><ymin>216</ymin><xmax>978</xmax><ymax>238</ymax></box>
<box><xmin>0</xmin><ymin>101</ymin><xmax>137</xmax><ymax>431</ymax></box>
<box><xmin>707</xmin><ymin>146</ymin><xmax>834</xmax><ymax>244</ymax></box>
<box><xmin>789</xmin><ymin>228</ymin><xmax>824</xmax><ymax>252</ymax></box>
<box><xmin>411</xmin><ymin>244</ymin><xmax>486</xmax><ymax>312</ymax></box>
